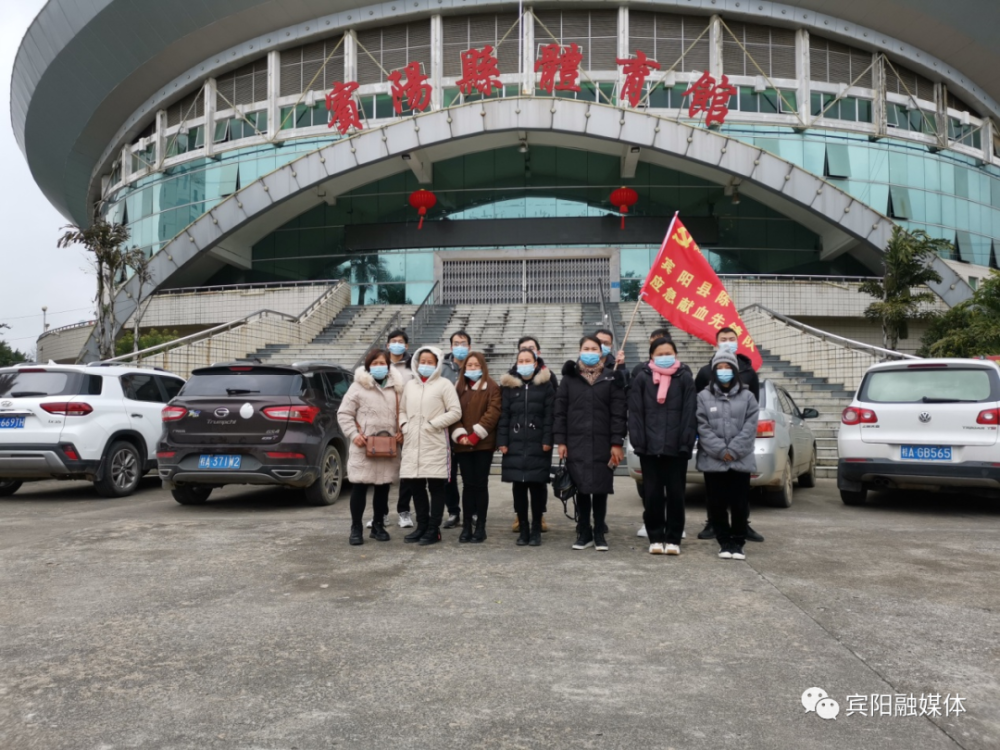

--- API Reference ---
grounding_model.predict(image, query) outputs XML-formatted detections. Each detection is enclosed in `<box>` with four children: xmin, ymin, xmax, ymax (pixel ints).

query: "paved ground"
<box><xmin>1</xmin><ymin>475</ymin><xmax>998</xmax><ymax>750</ymax></box>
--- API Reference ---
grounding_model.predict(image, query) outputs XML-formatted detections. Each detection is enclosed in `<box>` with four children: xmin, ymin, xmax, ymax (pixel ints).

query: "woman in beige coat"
<box><xmin>399</xmin><ymin>345</ymin><xmax>462</xmax><ymax>546</ymax></box>
<box><xmin>337</xmin><ymin>349</ymin><xmax>404</xmax><ymax>545</ymax></box>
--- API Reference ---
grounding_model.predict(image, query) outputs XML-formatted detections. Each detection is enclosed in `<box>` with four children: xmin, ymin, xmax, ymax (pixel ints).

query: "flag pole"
<box><xmin>615</xmin><ymin>211</ymin><xmax>679</xmax><ymax>370</ymax></box>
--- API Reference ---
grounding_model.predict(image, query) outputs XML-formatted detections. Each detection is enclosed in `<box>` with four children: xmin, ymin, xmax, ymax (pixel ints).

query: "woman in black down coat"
<box><xmin>554</xmin><ymin>334</ymin><xmax>628</xmax><ymax>552</ymax></box>
<box><xmin>628</xmin><ymin>337</ymin><xmax>697</xmax><ymax>556</ymax></box>
<box><xmin>497</xmin><ymin>348</ymin><xmax>555</xmax><ymax>547</ymax></box>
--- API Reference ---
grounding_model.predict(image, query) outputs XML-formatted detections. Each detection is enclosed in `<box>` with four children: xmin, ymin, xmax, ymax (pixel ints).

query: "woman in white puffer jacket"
<box><xmin>399</xmin><ymin>345</ymin><xmax>462</xmax><ymax>546</ymax></box>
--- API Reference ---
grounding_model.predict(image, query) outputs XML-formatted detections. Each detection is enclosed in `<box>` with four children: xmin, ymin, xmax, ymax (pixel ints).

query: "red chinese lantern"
<box><xmin>610</xmin><ymin>187</ymin><xmax>638</xmax><ymax>229</ymax></box>
<box><xmin>409</xmin><ymin>189</ymin><xmax>437</xmax><ymax>229</ymax></box>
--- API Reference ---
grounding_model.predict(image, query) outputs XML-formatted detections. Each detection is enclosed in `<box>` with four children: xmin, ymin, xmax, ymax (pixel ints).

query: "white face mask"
<box><xmin>719</xmin><ymin>341</ymin><xmax>738</xmax><ymax>354</ymax></box>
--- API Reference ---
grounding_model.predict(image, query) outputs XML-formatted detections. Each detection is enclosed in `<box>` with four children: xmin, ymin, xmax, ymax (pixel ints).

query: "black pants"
<box><xmin>350</xmin><ymin>483</ymin><xmax>390</xmax><ymax>525</ymax></box>
<box><xmin>456</xmin><ymin>450</ymin><xmax>493</xmax><ymax>521</ymax></box>
<box><xmin>576</xmin><ymin>493</ymin><xmax>608</xmax><ymax>531</ymax></box>
<box><xmin>512</xmin><ymin>481</ymin><xmax>546</xmax><ymax>526</ymax></box>
<box><xmin>402</xmin><ymin>478</ymin><xmax>448</xmax><ymax>528</ymax></box>
<box><xmin>703</xmin><ymin>470</ymin><xmax>751</xmax><ymax>546</ymax></box>
<box><xmin>639</xmin><ymin>454</ymin><xmax>687</xmax><ymax>545</ymax></box>
<box><xmin>445</xmin><ymin>458</ymin><xmax>461</xmax><ymax>515</ymax></box>
<box><xmin>396</xmin><ymin>481</ymin><xmax>412</xmax><ymax>514</ymax></box>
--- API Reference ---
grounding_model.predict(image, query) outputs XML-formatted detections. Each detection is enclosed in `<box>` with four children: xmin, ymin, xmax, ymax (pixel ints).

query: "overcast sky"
<box><xmin>1</xmin><ymin>1</ymin><xmax>94</xmax><ymax>357</ymax></box>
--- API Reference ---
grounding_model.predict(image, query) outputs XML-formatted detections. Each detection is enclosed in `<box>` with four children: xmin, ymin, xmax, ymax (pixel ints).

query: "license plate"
<box><xmin>900</xmin><ymin>445</ymin><xmax>952</xmax><ymax>461</ymax></box>
<box><xmin>0</xmin><ymin>417</ymin><xmax>26</xmax><ymax>429</ymax></box>
<box><xmin>198</xmin><ymin>454</ymin><xmax>242</xmax><ymax>470</ymax></box>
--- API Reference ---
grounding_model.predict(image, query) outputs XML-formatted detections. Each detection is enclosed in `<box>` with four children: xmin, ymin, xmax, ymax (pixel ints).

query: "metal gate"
<box><xmin>441</xmin><ymin>257</ymin><xmax>610</xmax><ymax>304</ymax></box>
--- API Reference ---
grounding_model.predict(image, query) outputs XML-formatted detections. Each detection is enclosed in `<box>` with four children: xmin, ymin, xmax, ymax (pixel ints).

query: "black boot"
<box><xmin>572</xmin><ymin>524</ymin><xmax>594</xmax><ymax>550</ymax></box>
<box><xmin>417</xmin><ymin>524</ymin><xmax>441</xmax><ymax>546</ymax></box>
<box><xmin>459</xmin><ymin>517</ymin><xmax>473</xmax><ymax>543</ymax></box>
<box><xmin>471</xmin><ymin>517</ymin><xmax>487</xmax><ymax>543</ymax></box>
<box><xmin>370</xmin><ymin>519</ymin><xmax>391</xmax><ymax>542</ymax></box>
<box><xmin>404</xmin><ymin>522</ymin><xmax>427</xmax><ymax>543</ymax></box>
<box><xmin>349</xmin><ymin>523</ymin><xmax>364</xmax><ymax>546</ymax></box>
<box><xmin>529</xmin><ymin>515</ymin><xmax>542</xmax><ymax>546</ymax></box>
<box><xmin>516</xmin><ymin>515</ymin><xmax>531</xmax><ymax>546</ymax></box>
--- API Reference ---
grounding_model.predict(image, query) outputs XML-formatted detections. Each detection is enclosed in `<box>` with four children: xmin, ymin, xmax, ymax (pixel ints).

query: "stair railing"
<box><xmin>353</xmin><ymin>310</ymin><xmax>402</xmax><ymax>370</ymax></box>
<box><xmin>407</xmin><ymin>281</ymin><xmax>441</xmax><ymax>345</ymax></box>
<box><xmin>597</xmin><ymin>281</ymin><xmax>623</xmax><ymax>350</ymax></box>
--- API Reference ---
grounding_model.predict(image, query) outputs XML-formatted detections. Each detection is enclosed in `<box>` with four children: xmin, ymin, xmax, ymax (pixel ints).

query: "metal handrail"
<box><xmin>407</xmin><ymin>281</ymin><xmax>441</xmax><ymax>345</ymax></box>
<box><xmin>354</xmin><ymin>310</ymin><xmax>402</xmax><ymax>370</ymax></box>
<box><xmin>155</xmin><ymin>278</ymin><xmax>345</xmax><ymax>296</ymax></box>
<box><xmin>103</xmin><ymin>280</ymin><xmax>347</xmax><ymax>363</ymax></box>
<box><xmin>40</xmin><ymin>319</ymin><xmax>98</xmax><ymax>337</ymax></box>
<box><xmin>741</xmin><ymin>304</ymin><xmax>920</xmax><ymax>361</ymax></box>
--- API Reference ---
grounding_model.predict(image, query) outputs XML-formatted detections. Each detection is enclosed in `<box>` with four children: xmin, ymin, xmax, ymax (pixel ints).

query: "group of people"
<box><xmin>336</xmin><ymin>323</ymin><xmax>762</xmax><ymax>560</ymax></box>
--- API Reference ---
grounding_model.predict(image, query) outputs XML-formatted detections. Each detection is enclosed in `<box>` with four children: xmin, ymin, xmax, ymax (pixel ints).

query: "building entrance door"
<box><xmin>439</xmin><ymin>250</ymin><xmax>616</xmax><ymax>305</ymax></box>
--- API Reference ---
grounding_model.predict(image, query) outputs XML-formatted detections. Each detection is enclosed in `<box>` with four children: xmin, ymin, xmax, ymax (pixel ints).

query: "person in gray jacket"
<box><xmin>695</xmin><ymin>350</ymin><xmax>759</xmax><ymax>561</ymax></box>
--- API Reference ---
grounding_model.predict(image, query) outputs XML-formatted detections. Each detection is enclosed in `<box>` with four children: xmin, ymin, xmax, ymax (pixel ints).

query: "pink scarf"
<box><xmin>648</xmin><ymin>360</ymin><xmax>681</xmax><ymax>404</ymax></box>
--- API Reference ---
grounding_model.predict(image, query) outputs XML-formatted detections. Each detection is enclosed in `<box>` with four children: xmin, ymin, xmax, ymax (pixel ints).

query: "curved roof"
<box><xmin>12</xmin><ymin>0</ymin><xmax>1000</xmax><ymax>225</ymax></box>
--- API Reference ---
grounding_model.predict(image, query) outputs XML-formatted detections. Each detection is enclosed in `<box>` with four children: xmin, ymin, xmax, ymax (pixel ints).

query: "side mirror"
<box><xmin>801</xmin><ymin>408</ymin><xmax>819</xmax><ymax>419</ymax></box>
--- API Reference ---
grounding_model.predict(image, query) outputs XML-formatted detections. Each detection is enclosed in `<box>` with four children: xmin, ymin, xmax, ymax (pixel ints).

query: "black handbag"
<box><xmin>551</xmin><ymin>459</ymin><xmax>577</xmax><ymax>521</ymax></box>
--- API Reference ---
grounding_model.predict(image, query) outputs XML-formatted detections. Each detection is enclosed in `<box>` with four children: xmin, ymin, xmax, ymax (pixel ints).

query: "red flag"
<box><xmin>640</xmin><ymin>215</ymin><xmax>762</xmax><ymax>371</ymax></box>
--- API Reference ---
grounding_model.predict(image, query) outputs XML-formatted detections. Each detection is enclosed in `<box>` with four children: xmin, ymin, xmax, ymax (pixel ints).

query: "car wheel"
<box><xmin>172</xmin><ymin>486</ymin><xmax>213</xmax><ymax>505</ymax></box>
<box><xmin>635</xmin><ymin>480</ymin><xmax>644</xmax><ymax>499</ymax></box>
<box><xmin>840</xmin><ymin>488</ymin><xmax>868</xmax><ymax>506</ymax></box>
<box><xmin>797</xmin><ymin>445</ymin><xmax>817</xmax><ymax>488</ymax></box>
<box><xmin>304</xmin><ymin>444</ymin><xmax>344</xmax><ymax>506</ymax></box>
<box><xmin>766</xmin><ymin>456</ymin><xmax>794</xmax><ymax>508</ymax></box>
<box><xmin>94</xmin><ymin>441</ymin><xmax>142</xmax><ymax>498</ymax></box>
<box><xmin>0</xmin><ymin>478</ymin><xmax>23</xmax><ymax>497</ymax></box>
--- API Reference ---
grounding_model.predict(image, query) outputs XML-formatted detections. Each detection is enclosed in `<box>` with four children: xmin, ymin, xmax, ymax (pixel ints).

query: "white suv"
<box><xmin>0</xmin><ymin>363</ymin><xmax>185</xmax><ymax>498</ymax></box>
<box><xmin>837</xmin><ymin>358</ymin><xmax>1000</xmax><ymax>505</ymax></box>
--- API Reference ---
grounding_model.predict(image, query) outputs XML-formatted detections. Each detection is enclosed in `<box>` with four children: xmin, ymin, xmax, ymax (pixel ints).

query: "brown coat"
<box><xmin>451</xmin><ymin>354</ymin><xmax>502</xmax><ymax>453</ymax></box>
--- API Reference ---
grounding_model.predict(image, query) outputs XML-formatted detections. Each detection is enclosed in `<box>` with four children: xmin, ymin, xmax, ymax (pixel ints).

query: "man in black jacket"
<box><xmin>694</xmin><ymin>327</ymin><xmax>764</xmax><ymax>543</ymax></box>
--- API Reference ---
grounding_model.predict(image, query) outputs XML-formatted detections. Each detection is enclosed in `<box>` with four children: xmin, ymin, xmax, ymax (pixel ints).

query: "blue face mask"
<box><xmin>654</xmin><ymin>356</ymin><xmax>676</xmax><ymax>369</ymax></box>
<box><xmin>369</xmin><ymin>365</ymin><xmax>389</xmax><ymax>381</ymax></box>
<box><xmin>580</xmin><ymin>351</ymin><xmax>601</xmax><ymax>367</ymax></box>
<box><xmin>465</xmin><ymin>369</ymin><xmax>482</xmax><ymax>381</ymax></box>
<box><xmin>716</xmin><ymin>368</ymin><xmax>735</xmax><ymax>383</ymax></box>
<box><xmin>517</xmin><ymin>364</ymin><xmax>536</xmax><ymax>379</ymax></box>
<box><xmin>601</xmin><ymin>344</ymin><xmax>612</xmax><ymax>357</ymax></box>
<box><xmin>452</xmin><ymin>345</ymin><xmax>469</xmax><ymax>361</ymax></box>
<box><xmin>417</xmin><ymin>364</ymin><xmax>436</xmax><ymax>379</ymax></box>
<box><xmin>388</xmin><ymin>342</ymin><xmax>407</xmax><ymax>356</ymax></box>
<box><xmin>719</xmin><ymin>341</ymin><xmax>738</xmax><ymax>354</ymax></box>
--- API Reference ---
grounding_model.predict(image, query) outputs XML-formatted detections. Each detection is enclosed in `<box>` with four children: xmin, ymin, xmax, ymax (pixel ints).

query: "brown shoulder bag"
<box><xmin>357</xmin><ymin>391</ymin><xmax>399</xmax><ymax>459</ymax></box>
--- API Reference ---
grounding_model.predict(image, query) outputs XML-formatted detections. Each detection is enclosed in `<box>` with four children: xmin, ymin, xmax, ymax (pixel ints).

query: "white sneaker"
<box><xmin>648</xmin><ymin>542</ymin><xmax>664</xmax><ymax>555</ymax></box>
<box><xmin>682</xmin><ymin>530</ymin><xmax>687</xmax><ymax>539</ymax></box>
<box><xmin>718</xmin><ymin>546</ymin><xmax>733</xmax><ymax>559</ymax></box>
<box><xmin>731</xmin><ymin>545</ymin><xmax>746</xmax><ymax>561</ymax></box>
<box><xmin>664</xmin><ymin>544</ymin><xmax>681</xmax><ymax>556</ymax></box>
<box><xmin>366</xmin><ymin>514</ymin><xmax>388</xmax><ymax>529</ymax></box>
<box><xmin>637</xmin><ymin>524</ymin><xmax>648</xmax><ymax>538</ymax></box>
<box><xmin>398</xmin><ymin>511</ymin><xmax>414</xmax><ymax>528</ymax></box>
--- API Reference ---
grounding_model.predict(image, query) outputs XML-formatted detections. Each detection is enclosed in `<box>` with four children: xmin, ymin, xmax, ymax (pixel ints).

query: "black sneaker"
<box><xmin>349</xmin><ymin>523</ymin><xmax>364</xmax><ymax>546</ymax></box>
<box><xmin>731</xmin><ymin>544</ymin><xmax>746</xmax><ymax>560</ymax></box>
<box><xmin>572</xmin><ymin>528</ymin><xmax>594</xmax><ymax>550</ymax></box>
<box><xmin>697</xmin><ymin>521</ymin><xmax>716</xmax><ymax>540</ymax></box>
<box><xmin>746</xmin><ymin>525</ymin><xmax>764</xmax><ymax>543</ymax></box>
<box><xmin>593</xmin><ymin>529</ymin><xmax>609</xmax><ymax>552</ymax></box>
<box><xmin>442</xmin><ymin>512</ymin><xmax>460</xmax><ymax>529</ymax></box>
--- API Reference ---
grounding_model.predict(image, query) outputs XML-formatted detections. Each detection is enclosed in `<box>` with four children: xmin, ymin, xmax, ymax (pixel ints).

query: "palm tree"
<box><xmin>57</xmin><ymin>220</ymin><xmax>132</xmax><ymax>360</ymax></box>
<box><xmin>859</xmin><ymin>227</ymin><xmax>948</xmax><ymax>351</ymax></box>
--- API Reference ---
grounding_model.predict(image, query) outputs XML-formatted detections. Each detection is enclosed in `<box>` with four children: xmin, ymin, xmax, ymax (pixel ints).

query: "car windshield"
<box><xmin>180</xmin><ymin>369</ymin><xmax>303</xmax><ymax>397</ymax></box>
<box><xmin>863</xmin><ymin>368</ymin><xmax>994</xmax><ymax>403</ymax></box>
<box><xmin>0</xmin><ymin>370</ymin><xmax>75</xmax><ymax>398</ymax></box>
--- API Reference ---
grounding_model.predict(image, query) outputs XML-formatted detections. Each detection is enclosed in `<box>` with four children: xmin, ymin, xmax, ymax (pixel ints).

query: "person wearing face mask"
<box><xmin>694</xmin><ymin>327</ymin><xmax>763</xmax><ymax>543</ymax></box>
<box><xmin>696</xmin><ymin>350</ymin><xmax>759</xmax><ymax>562</ymax></box>
<box><xmin>451</xmin><ymin>353</ymin><xmax>502</xmax><ymax>543</ymax></box>
<box><xmin>382</xmin><ymin>328</ymin><xmax>416</xmax><ymax>530</ymax></box>
<box><xmin>594</xmin><ymin>328</ymin><xmax>629</xmax><ymax>389</ymax></box>
<box><xmin>554</xmin><ymin>335</ymin><xmax>628</xmax><ymax>552</ymax></box>
<box><xmin>399</xmin><ymin>346</ymin><xmax>463</xmax><ymax>546</ymax></box>
<box><xmin>628</xmin><ymin>338</ymin><xmax>697</xmax><ymax>555</ymax></box>
<box><xmin>337</xmin><ymin>349</ymin><xmax>405</xmax><ymax>546</ymax></box>
<box><xmin>511</xmin><ymin>336</ymin><xmax>557</xmax><ymax>534</ymax></box>
<box><xmin>498</xmin><ymin>348</ymin><xmax>556</xmax><ymax>547</ymax></box>
<box><xmin>440</xmin><ymin>331</ymin><xmax>472</xmax><ymax>529</ymax></box>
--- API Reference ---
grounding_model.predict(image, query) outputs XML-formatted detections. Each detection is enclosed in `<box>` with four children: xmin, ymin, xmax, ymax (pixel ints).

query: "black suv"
<box><xmin>157</xmin><ymin>362</ymin><xmax>351</xmax><ymax>506</ymax></box>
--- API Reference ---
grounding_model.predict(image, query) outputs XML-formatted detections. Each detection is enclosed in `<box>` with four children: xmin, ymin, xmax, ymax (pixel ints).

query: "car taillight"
<box><xmin>156</xmin><ymin>451</ymin><xmax>176</xmax><ymax>459</ymax></box>
<box><xmin>977</xmin><ymin>408</ymin><xmax>999</xmax><ymax>425</ymax></box>
<box><xmin>265</xmin><ymin>452</ymin><xmax>306</xmax><ymax>459</ymax></box>
<box><xmin>756</xmin><ymin>419</ymin><xmax>775</xmax><ymax>438</ymax></box>
<box><xmin>842</xmin><ymin>407</ymin><xmax>878</xmax><ymax>425</ymax></box>
<box><xmin>162</xmin><ymin>406</ymin><xmax>187</xmax><ymax>421</ymax></box>
<box><xmin>41</xmin><ymin>402</ymin><xmax>93</xmax><ymax>416</ymax></box>
<box><xmin>61</xmin><ymin>444</ymin><xmax>80</xmax><ymax>461</ymax></box>
<box><xmin>262</xmin><ymin>405</ymin><xmax>321</xmax><ymax>423</ymax></box>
